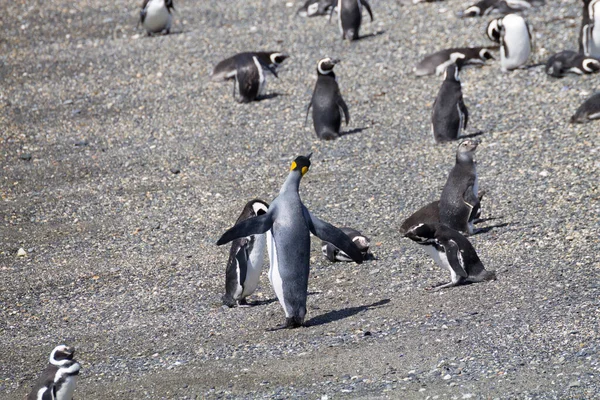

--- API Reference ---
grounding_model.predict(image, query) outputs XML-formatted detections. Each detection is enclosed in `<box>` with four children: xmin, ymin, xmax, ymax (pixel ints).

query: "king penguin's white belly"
<box><xmin>241</xmin><ymin>234</ymin><xmax>266</xmax><ymax>297</ymax></box>
<box><xmin>143</xmin><ymin>1</ymin><xmax>172</xmax><ymax>33</ymax></box>
<box><xmin>55</xmin><ymin>375</ymin><xmax>77</xmax><ymax>400</ymax></box>
<box><xmin>267</xmin><ymin>230</ymin><xmax>288</xmax><ymax>316</ymax></box>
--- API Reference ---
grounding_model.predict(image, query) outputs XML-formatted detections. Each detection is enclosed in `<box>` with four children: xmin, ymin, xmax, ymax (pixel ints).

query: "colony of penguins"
<box><xmin>25</xmin><ymin>0</ymin><xmax>600</xmax><ymax>398</ymax></box>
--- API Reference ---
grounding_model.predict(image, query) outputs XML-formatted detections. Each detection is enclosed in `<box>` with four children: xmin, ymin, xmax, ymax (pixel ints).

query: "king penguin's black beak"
<box><xmin>306</xmin><ymin>152</ymin><xmax>313</xmax><ymax>159</ymax></box>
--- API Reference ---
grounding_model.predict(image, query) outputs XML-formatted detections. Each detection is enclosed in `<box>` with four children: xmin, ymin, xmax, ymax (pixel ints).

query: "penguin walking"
<box><xmin>222</xmin><ymin>199</ymin><xmax>270</xmax><ymax>307</ymax></box>
<box><xmin>216</xmin><ymin>154</ymin><xmax>363</xmax><ymax>329</ymax></box>
<box><xmin>139</xmin><ymin>0</ymin><xmax>175</xmax><ymax>35</ymax></box>
<box><xmin>322</xmin><ymin>227</ymin><xmax>370</xmax><ymax>262</ymax></box>
<box><xmin>580</xmin><ymin>0</ymin><xmax>600</xmax><ymax>57</ymax></box>
<box><xmin>414</xmin><ymin>47</ymin><xmax>497</xmax><ymax>76</ymax></box>
<box><xmin>487</xmin><ymin>14</ymin><xmax>532</xmax><ymax>72</ymax></box>
<box><xmin>332</xmin><ymin>0</ymin><xmax>374</xmax><ymax>40</ymax></box>
<box><xmin>211</xmin><ymin>52</ymin><xmax>289</xmax><ymax>103</ymax></box>
<box><xmin>570</xmin><ymin>92</ymin><xmax>600</xmax><ymax>123</ymax></box>
<box><xmin>439</xmin><ymin>140</ymin><xmax>481</xmax><ymax>235</ymax></box>
<box><xmin>27</xmin><ymin>345</ymin><xmax>81</xmax><ymax>400</ymax></box>
<box><xmin>431</xmin><ymin>64</ymin><xmax>469</xmax><ymax>143</ymax></box>
<box><xmin>306</xmin><ymin>58</ymin><xmax>350</xmax><ymax>140</ymax></box>
<box><xmin>545</xmin><ymin>50</ymin><xmax>600</xmax><ymax>77</ymax></box>
<box><xmin>405</xmin><ymin>223</ymin><xmax>496</xmax><ymax>291</ymax></box>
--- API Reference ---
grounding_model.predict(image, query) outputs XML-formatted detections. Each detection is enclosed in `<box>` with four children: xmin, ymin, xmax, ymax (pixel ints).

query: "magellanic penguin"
<box><xmin>322</xmin><ymin>227</ymin><xmax>370</xmax><ymax>262</ymax></box>
<box><xmin>545</xmin><ymin>50</ymin><xmax>600</xmax><ymax>77</ymax></box>
<box><xmin>27</xmin><ymin>345</ymin><xmax>81</xmax><ymax>400</ymax></box>
<box><xmin>298</xmin><ymin>0</ymin><xmax>336</xmax><ymax>17</ymax></box>
<box><xmin>306</xmin><ymin>58</ymin><xmax>350</xmax><ymax>140</ymax></box>
<box><xmin>139</xmin><ymin>0</ymin><xmax>175</xmax><ymax>35</ymax></box>
<box><xmin>331</xmin><ymin>0</ymin><xmax>374</xmax><ymax>40</ymax></box>
<box><xmin>414</xmin><ymin>47</ymin><xmax>497</xmax><ymax>77</ymax></box>
<box><xmin>439</xmin><ymin>140</ymin><xmax>481</xmax><ymax>235</ymax></box>
<box><xmin>222</xmin><ymin>199</ymin><xmax>270</xmax><ymax>307</ymax></box>
<box><xmin>211</xmin><ymin>52</ymin><xmax>289</xmax><ymax>103</ymax></box>
<box><xmin>431</xmin><ymin>63</ymin><xmax>469</xmax><ymax>143</ymax></box>
<box><xmin>487</xmin><ymin>14</ymin><xmax>532</xmax><ymax>72</ymax></box>
<box><xmin>570</xmin><ymin>92</ymin><xmax>600</xmax><ymax>123</ymax></box>
<box><xmin>458</xmin><ymin>0</ymin><xmax>539</xmax><ymax>18</ymax></box>
<box><xmin>580</xmin><ymin>0</ymin><xmax>600</xmax><ymax>57</ymax></box>
<box><xmin>405</xmin><ymin>223</ymin><xmax>496</xmax><ymax>291</ymax></box>
<box><xmin>216</xmin><ymin>154</ymin><xmax>363</xmax><ymax>329</ymax></box>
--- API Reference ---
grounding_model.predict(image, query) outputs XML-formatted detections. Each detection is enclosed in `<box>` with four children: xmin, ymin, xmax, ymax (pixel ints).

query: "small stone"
<box><xmin>569</xmin><ymin>381</ymin><xmax>581</xmax><ymax>388</ymax></box>
<box><xmin>462</xmin><ymin>394</ymin><xmax>474</xmax><ymax>399</ymax></box>
<box><xmin>19</xmin><ymin>153</ymin><xmax>32</xmax><ymax>161</ymax></box>
<box><xmin>63</xmin><ymin>99</ymin><xmax>73</xmax><ymax>105</ymax></box>
<box><xmin>74</xmin><ymin>140</ymin><xmax>89</xmax><ymax>146</ymax></box>
<box><xmin>419</xmin><ymin>388</ymin><xmax>426</xmax><ymax>392</ymax></box>
<box><xmin>443</xmin><ymin>374</ymin><xmax>452</xmax><ymax>380</ymax></box>
<box><xmin>17</xmin><ymin>248</ymin><xmax>27</xmax><ymax>257</ymax></box>
<box><xmin>539</xmin><ymin>170</ymin><xmax>549</xmax><ymax>177</ymax></box>
<box><xmin>170</xmin><ymin>167</ymin><xmax>181</xmax><ymax>174</ymax></box>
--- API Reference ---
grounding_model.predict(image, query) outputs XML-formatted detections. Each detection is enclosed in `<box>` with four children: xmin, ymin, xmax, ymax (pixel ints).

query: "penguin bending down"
<box><xmin>458</xmin><ymin>0</ymin><xmax>538</xmax><ymax>18</ymax></box>
<box><xmin>439</xmin><ymin>140</ymin><xmax>481</xmax><ymax>235</ymax></box>
<box><xmin>332</xmin><ymin>0</ymin><xmax>374</xmax><ymax>40</ymax></box>
<box><xmin>322</xmin><ymin>227</ymin><xmax>370</xmax><ymax>262</ymax></box>
<box><xmin>580</xmin><ymin>0</ymin><xmax>600</xmax><ymax>57</ymax></box>
<box><xmin>139</xmin><ymin>0</ymin><xmax>175</xmax><ymax>35</ymax></box>
<box><xmin>222</xmin><ymin>199</ymin><xmax>270</xmax><ymax>307</ymax></box>
<box><xmin>487</xmin><ymin>14</ymin><xmax>532</xmax><ymax>72</ymax></box>
<box><xmin>570</xmin><ymin>92</ymin><xmax>600</xmax><ymax>123</ymax></box>
<box><xmin>27</xmin><ymin>345</ymin><xmax>81</xmax><ymax>400</ymax></box>
<box><xmin>216</xmin><ymin>154</ymin><xmax>363</xmax><ymax>329</ymax></box>
<box><xmin>431</xmin><ymin>64</ymin><xmax>469</xmax><ymax>143</ymax></box>
<box><xmin>298</xmin><ymin>0</ymin><xmax>336</xmax><ymax>17</ymax></box>
<box><xmin>545</xmin><ymin>50</ymin><xmax>600</xmax><ymax>77</ymax></box>
<box><xmin>405</xmin><ymin>223</ymin><xmax>496</xmax><ymax>291</ymax></box>
<box><xmin>414</xmin><ymin>47</ymin><xmax>497</xmax><ymax>76</ymax></box>
<box><xmin>211</xmin><ymin>52</ymin><xmax>289</xmax><ymax>103</ymax></box>
<box><xmin>306</xmin><ymin>58</ymin><xmax>350</xmax><ymax>140</ymax></box>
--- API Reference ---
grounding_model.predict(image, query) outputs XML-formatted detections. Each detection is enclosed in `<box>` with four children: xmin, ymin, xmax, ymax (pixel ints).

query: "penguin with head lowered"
<box><xmin>414</xmin><ymin>47</ymin><xmax>497</xmax><ymax>76</ymax></box>
<box><xmin>487</xmin><ymin>14</ymin><xmax>532</xmax><ymax>72</ymax></box>
<box><xmin>405</xmin><ymin>223</ymin><xmax>496</xmax><ymax>291</ymax></box>
<box><xmin>216</xmin><ymin>154</ymin><xmax>363</xmax><ymax>329</ymax></box>
<box><xmin>322</xmin><ymin>227</ymin><xmax>370</xmax><ymax>262</ymax></box>
<box><xmin>458</xmin><ymin>0</ymin><xmax>538</xmax><ymax>18</ymax></box>
<box><xmin>211</xmin><ymin>52</ymin><xmax>289</xmax><ymax>103</ymax></box>
<box><xmin>545</xmin><ymin>50</ymin><xmax>600</xmax><ymax>77</ymax></box>
<box><xmin>298</xmin><ymin>0</ymin><xmax>336</xmax><ymax>17</ymax></box>
<box><xmin>570</xmin><ymin>92</ymin><xmax>600</xmax><ymax>123</ymax></box>
<box><xmin>222</xmin><ymin>199</ymin><xmax>270</xmax><ymax>307</ymax></box>
<box><xmin>306</xmin><ymin>58</ymin><xmax>350</xmax><ymax>140</ymax></box>
<box><xmin>139</xmin><ymin>0</ymin><xmax>175</xmax><ymax>35</ymax></box>
<box><xmin>27</xmin><ymin>345</ymin><xmax>81</xmax><ymax>400</ymax></box>
<box><xmin>580</xmin><ymin>0</ymin><xmax>600</xmax><ymax>57</ymax></box>
<box><xmin>331</xmin><ymin>0</ymin><xmax>374</xmax><ymax>40</ymax></box>
<box><xmin>431</xmin><ymin>63</ymin><xmax>468</xmax><ymax>143</ymax></box>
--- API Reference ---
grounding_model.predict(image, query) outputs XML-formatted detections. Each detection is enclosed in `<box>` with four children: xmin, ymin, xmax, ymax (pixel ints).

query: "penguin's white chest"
<box><xmin>143</xmin><ymin>0</ymin><xmax>172</xmax><ymax>33</ymax></box>
<box><xmin>267</xmin><ymin>230</ymin><xmax>288</xmax><ymax>317</ymax></box>
<box><xmin>591</xmin><ymin>3</ymin><xmax>600</xmax><ymax>57</ymax></box>
<box><xmin>252</xmin><ymin>56</ymin><xmax>267</xmax><ymax>96</ymax></box>
<box><xmin>55</xmin><ymin>375</ymin><xmax>77</xmax><ymax>400</ymax></box>
<box><xmin>241</xmin><ymin>234</ymin><xmax>266</xmax><ymax>298</ymax></box>
<box><xmin>423</xmin><ymin>245</ymin><xmax>457</xmax><ymax>282</ymax></box>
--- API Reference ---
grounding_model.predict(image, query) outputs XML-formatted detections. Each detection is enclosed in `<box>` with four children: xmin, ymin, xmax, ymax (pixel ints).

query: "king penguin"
<box><xmin>545</xmin><ymin>50</ymin><xmax>600</xmax><ymax>77</ymax></box>
<box><xmin>405</xmin><ymin>223</ymin><xmax>496</xmax><ymax>291</ymax></box>
<box><xmin>580</xmin><ymin>0</ymin><xmax>600</xmax><ymax>57</ymax></box>
<box><xmin>439</xmin><ymin>140</ymin><xmax>481</xmax><ymax>235</ymax></box>
<box><xmin>570</xmin><ymin>92</ymin><xmax>600</xmax><ymax>123</ymax></box>
<box><xmin>321</xmin><ymin>227</ymin><xmax>370</xmax><ymax>262</ymax></box>
<box><xmin>332</xmin><ymin>0</ymin><xmax>374</xmax><ymax>40</ymax></box>
<box><xmin>216</xmin><ymin>154</ymin><xmax>363</xmax><ymax>329</ymax></box>
<box><xmin>27</xmin><ymin>345</ymin><xmax>81</xmax><ymax>400</ymax></box>
<box><xmin>139</xmin><ymin>0</ymin><xmax>175</xmax><ymax>35</ymax></box>
<box><xmin>431</xmin><ymin>63</ymin><xmax>469</xmax><ymax>143</ymax></box>
<box><xmin>222</xmin><ymin>199</ymin><xmax>270</xmax><ymax>307</ymax></box>
<box><xmin>306</xmin><ymin>58</ymin><xmax>350</xmax><ymax>140</ymax></box>
<box><xmin>487</xmin><ymin>14</ymin><xmax>532</xmax><ymax>72</ymax></box>
<box><xmin>211</xmin><ymin>52</ymin><xmax>289</xmax><ymax>103</ymax></box>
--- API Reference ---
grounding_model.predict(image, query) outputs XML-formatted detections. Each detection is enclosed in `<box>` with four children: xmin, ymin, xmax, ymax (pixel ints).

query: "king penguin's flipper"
<box><xmin>338</xmin><ymin>97</ymin><xmax>350</xmax><ymax>125</ymax></box>
<box><xmin>361</xmin><ymin>0</ymin><xmax>374</xmax><ymax>22</ymax></box>
<box><xmin>216</xmin><ymin>213</ymin><xmax>273</xmax><ymax>245</ymax></box>
<box><xmin>302</xmin><ymin>207</ymin><xmax>363</xmax><ymax>263</ymax></box>
<box><xmin>442</xmin><ymin>239</ymin><xmax>468</xmax><ymax>278</ymax></box>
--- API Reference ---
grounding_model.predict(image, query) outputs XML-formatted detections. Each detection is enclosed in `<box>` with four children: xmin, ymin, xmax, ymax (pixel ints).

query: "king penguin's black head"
<box><xmin>405</xmin><ymin>223</ymin><xmax>436</xmax><ymax>244</ymax></box>
<box><xmin>290</xmin><ymin>153</ymin><xmax>312</xmax><ymax>176</ymax></box>
<box><xmin>317</xmin><ymin>58</ymin><xmax>340</xmax><ymax>75</ymax></box>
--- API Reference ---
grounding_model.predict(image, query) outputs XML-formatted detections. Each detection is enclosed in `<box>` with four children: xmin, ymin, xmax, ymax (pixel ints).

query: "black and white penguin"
<box><xmin>222</xmin><ymin>199</ymin><xmax>270</xmax><ymax>307</ymax></box>
<box><xmin>414</xmin><ymin>47</ymin><xmax>497</xmax><ymax>76</ymax></box>
<box><xmin>306</xmin><ymin>58</ymin><xmax>350</xmax><ymax>140</ymax></box>
<box><xmin>570</xmin><ymin>92</ymin><xmax>600</xmax><ymax>123</ymax></box>
<box><xmin>580</xmin><ymin>0</ymin><xmax>600</xmax><ymax>57</ymax></box>
<box><xmin>439</xmin><ymin>140</ymin><xmax>481</xmax><ymax>235</ymax></box>
<box><xmin>405</xmin><ymin>223</ymin><xmax>496</xmax><ymax>291</ymax></box>
<box><xmin>139</xmin><ymin>0</ymin><xmax>175</xmax><ymax>35</ymax></box>
<box><xmin>298</xmin><ymin>0</ymin><xmax>336</xmax><ymax>17</ymax></box>
<box><xmin>431</xmin><ymin>64</ymin><xmax>468</xmax><ymax>143</ymax></box>
<box><xmin>216</xmin><ymin>155</ymin><xmax>363</xmax><ymax>329</ymax></box>
<box><xmin>545</xmin><ymin>50</ymin><xmax>600</xmax><ymax>77</ymax></box>
<box><xmin>458</xmin><ymin>0</ymin><xmax>538</xmax><ymax>18</ymax></box>
<box><xmin>211</xmin><ymin>52</ymin><xmax>289</xmax><ymax>103</ymax></box>
<box><xmin>321</xmin><ymin>227</ymin><xmax>370</xmax><ymax>262</ymax></box>
<box><xmin>332</xmin><ymin>0</ymin><xmax>374</xmax><ymax>40</ymax></box>
<box><xmin>27</xmin><ymin>345</ymin><xmax>81</xmax><ymax>400</ymax></box>
<box><xmin>487</xmin><ymin>14</ymin><xmax>532</xmax><ymax>71</ymax></box>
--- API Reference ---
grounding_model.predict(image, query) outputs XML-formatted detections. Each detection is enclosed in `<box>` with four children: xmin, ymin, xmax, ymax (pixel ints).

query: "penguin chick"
<box><xmin>405</xmin><ymin>223</ymin><xmax>496</xmax><ymax>291</ymax></box>
<box><xmin>570</xmin><ymin>92</ymin><xmax>600</xmax><ymax>123</ymax></box>
<box><xmin>431</xmin><ymin>63</ymin><xmax>469</xmax><ymax>143</ymax></box>
<box><xmin>322</xmin><ymin>227</ymin><xmax>370</xmax><ymax>261</ymax></box>
<box><xmin>27</xmin><ymin>345</ymin><xmax>81</xmax><ymax>400</ymax></box>
<box><xmin>298</xmin><ymin>0</ymin><xmax>336</xmax><ymax>17</ymax></box>
<box><xmin>306</xmin><ymin>58</ymin><xmax>350</xmax><ymax>140</ymax></box>
<box><xmin>211</xmin><ymin>52</ymin><xmax>289</xmax><ymax>103</ymax></box>
<box><xmin>545</xmin><ymin>50</ymin><xmax>600</xmax><ymax>77</ymax></box>
<box><xmin>414</xmin><ymin>47</ymin><xmax>497</xmax><ymax>76</ymax></box>
<box><xmin>140</xmin><ymin>0</ymin><xmax>175</xmax><ymax>35</ymax></box>
<box><xmin>332</xmin><ymin>0</ymin><xmax>374</xmax><ymax>40</ymax></box>
<box><xmin>487</xmin><ymin>14</ymin><xmax>532</xmax><ymax>72</ymax></box>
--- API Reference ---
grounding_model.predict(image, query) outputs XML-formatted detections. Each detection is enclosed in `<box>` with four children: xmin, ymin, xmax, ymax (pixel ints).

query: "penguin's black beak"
<box><xmin>306</xmin><ymin>152</ymin><xmax>313</xmax><ymax>159</ymax></box>
<box><xmin>330</xmin><ymin>59</ymin><xmax>341</xmax><ymax>65</ymax></box>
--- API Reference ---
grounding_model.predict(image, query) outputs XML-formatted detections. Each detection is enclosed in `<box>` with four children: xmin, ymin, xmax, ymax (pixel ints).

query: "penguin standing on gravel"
<box><xmin>139</xmin><ymin>0</ymin><xmax>175</xmax><ymax>35</ymax></box>
<box><xmin>545</xmin><ymin>50</ymin><xmax>600</xmax><ymax>77</ymax></box>
<box><xmin>27</xmin><ymin>345</ymin><xmax>81</xmax><ymax>400</ymax></box>
<box><xmin>222</xmin><ymin>199</ymin><xmax>270</xmax><ymax>307</ymax></box>
<box><xmin>580</xmin><ymin>0</ymin><xmax>600</xmax><ymax>57</ymax></box>
<box><xmin>321</xmin><ymin>227</ymin><xmax>370</xmax><ymax>262</ymax></box>
<box><xmin>211</xmin><ymin>52</ymin><xmax>289</xmax><ymax>103</ymax></box>
<box><xmin>431</xmin><ymin>64</ymin><xmax>468</xmax><ymax>143</ymax></box>
<box><xmin>405</xmin><ymin>223</ymin><xmax>496</xmax><ymax>291</ymax></box>
<box><xmin>306</xmin><ymin>58</ymin><xmax>350</xmax><ymax>140</ymax></box>
<box><xmin>487</xmin><ymin>14</ymin><xmax>532</xmax><ymax>71</ymax></box>
<box><xmin>439</xmin><ymin>140</ymin><xmax>481</xmax><ymax>235</ymax></box>
<box><xmin>570</xmin><ymin>92</ymin><xmax>600</xmax><ymax>123</ymax></box>
<box><xmin>332</xmin><ymin>0</ymin><xmax>374</xmax><ymax>40</ymax></box>
<box><xmin>216</xmin><ymin>154</ymin><xmax>363</xmax><ymax>329</ymax></box>
<box><xmin>414</xmin><ymin>47</ymin><xmax>497</xmax><ymax>76</ymax></box>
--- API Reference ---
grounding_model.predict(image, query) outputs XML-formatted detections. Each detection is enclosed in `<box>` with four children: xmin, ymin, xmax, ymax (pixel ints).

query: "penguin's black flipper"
<box><xmin>361</xmin><ymin>0</ymin><xmax>374</xmax><ymax>22</ymax></box>
<box><xmin>338</xmin><ymin>97</ymin><xmax>350</xmax><ymax>125</ymax></box>
<box><xmin>463</xmin><ymin>185</ymin><xmax>478</xmax><ymax>208</ymax></box>
<box><xmin>441</xmin><ymin>239</ymin><xmax>468</xmax><ymax>278</ymax></box>
<box><xmin>217</xmin><ymin>213</ymin><xmax>273</xmax><ymax>245</ymax></box>
<box><xmin>140</xmin><ymin>0</ymin><xmax>149</xmax><ymax>25</ymax></box>
<box><xmin>459</xmin><ymin>97</ymin><xmax>469</xmax><ymax>129</ymax></box>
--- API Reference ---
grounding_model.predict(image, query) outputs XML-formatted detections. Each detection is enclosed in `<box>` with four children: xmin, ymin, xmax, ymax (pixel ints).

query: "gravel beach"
<box><xmin>1</xmin><ymin>0</ymin><xmax>599</xmax><ymax>398</ymax></box>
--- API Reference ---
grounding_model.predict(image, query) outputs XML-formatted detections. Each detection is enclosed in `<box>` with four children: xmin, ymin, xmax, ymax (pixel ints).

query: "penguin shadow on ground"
<box><xmin>472</xmin><ymin>218</ymin><xmax>510</xmax><ymax>235</ymax></box>
<box><xmin>458</xmin><ymin>131</ymin><xmax>485</xmax><ymax>140</ymax></box>
<box><xmin>245</xmin><ymin>297</ymin><xmax>279</xmax><ymax>307</ymax></box>
<box><xmin>353</xmin><ymin>30</ymin><xmax>386</xmax><ymax>42</ymax></box>
<box><xmin>256</xmin><ymin>93</ymin><xmax>282</xmax><ymax>101</ymax></box>
<box><xmin>340</xmin><ymin>127</ymin><xmax>369</xmax><ymax>137</ymax></box>
<box><xmin>305</xmin><ymin>299</ymin><xmax>390</xmax><ymax>327</ymax></box>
